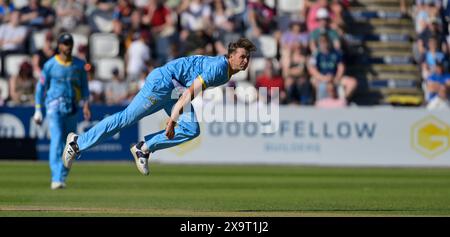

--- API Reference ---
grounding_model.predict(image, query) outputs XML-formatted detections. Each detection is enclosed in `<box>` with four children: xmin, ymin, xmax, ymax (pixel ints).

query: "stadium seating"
<box><xmin>92</xmin><ymin>14</ymin><xmax>114</xmax><ymax>33</ymax></box>
<box><xmin>32</xmin><ymin>30</ymin><xmax>49</xmax><ymax>51</ymax></box>
<box><xmin>257</xmin><ymin>35</ymin><xmax>278</xmax><ymax>59</ymax></box>
<box><xmin>13</xmin><ymin>0</ymin><xmax>28</xmax><ymax>9</ymax></box>
<box><xmin>264</xmin><ymin>0</ymin><xmax>276</xmax><ymax>9</ymax></box>
<box><xmin>277</xmin><ymin>0</ymin><xmax>303</xmax><ymax>14</ymax></box>
<box><xmin>89</xmin><ymin>33</ymin><xmax>120</xmax><ymax>60</ymax></box>
<box><xmin>5</xmin><ymin>55</ymin><xmax>31</xmax><ymax>77</ymax></box>
<box><xmin>71</xmin><ymin>33</ymin><xmax>89</xmax><ymax>57</ymax></box>
<box><xmin>0</xmin><ymin>78</ymin><xmax>8</xmax><ymax>101</ymax></box>
<box><xmin>345</xmin><ymin>0</ymin><xmax>421</xmax><ymax>105</ymax></box>
<box><xmin>95</xmin><ymin>57</ymin><xmax>125</xmax><ymax>81</ymax></box>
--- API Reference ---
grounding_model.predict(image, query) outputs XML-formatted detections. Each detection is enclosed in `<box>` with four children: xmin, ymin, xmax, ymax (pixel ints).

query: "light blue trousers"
<box><xmin>47</xmin><ymin>112</ymin><xmax>77</xmax><ymax>182</ymax></box>
<box><xmin>77</xmin><ymin>69</ymin><xmax>200</xmax><ymax>154</ymax></box>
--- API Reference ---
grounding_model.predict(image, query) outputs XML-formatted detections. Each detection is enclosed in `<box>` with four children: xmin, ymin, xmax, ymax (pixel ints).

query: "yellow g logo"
<box><xmin>411</xmin><ymin>116</ymin><xmax>450</xmax><ymax>159</ymax></box>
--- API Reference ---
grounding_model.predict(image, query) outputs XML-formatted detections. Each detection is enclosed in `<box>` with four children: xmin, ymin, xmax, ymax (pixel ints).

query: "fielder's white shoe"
<box><xmin>51</xmin><ymin>182</ymin><xmax>66</xmax><ymax>190</ymax></box>
<box><xmin>62</xmin><ymin>133</ymin><xmax>79</xmax><ymax>169</ymax></box>
<box><xmin>130</xmin><ymin>142</ymin><xmax>150</xmax><ymax>176</ymax></box>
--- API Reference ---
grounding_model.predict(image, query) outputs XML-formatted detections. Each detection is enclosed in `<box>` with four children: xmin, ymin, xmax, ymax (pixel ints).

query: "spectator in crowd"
<box><xmin>400</xmin><ymin>0</ymin><xmax>407</xmax><ymax>15</ymax></box>
<box><xmin>282</xmin><ymin>42</ymin><xmax>313</xmax><ymax>105</ymax></box>
<box><xmin>426</xmin><ymin>82</ymin><xmax>450</xmax><ymax>110</ymax></box>
<box><xmin>0</xmin><ymin>0</ymin><xmax>363</xmax><ymax>108</ymax></box>
<box><xmin>280</xmin><ymin>20</ymin><xmax>309</xmax><ymax>56</ymax></box>
<box><xmin>212</xmin><ymin>0</ymin><xmax>239</xmax><ymax>55</ymax></box>
<box><xmin>425</xmin><ymin>62</ymin><xmax>450</xmax><ymax>103</ymax></box>
<box><xmin>167</xmin><ymin>41</ymin><xmax>180</xmax><ymax>61</ymax></box>
<box><xmin>245</xmin><ymin>0</ymin><xmax>276</xmax><ymax>37</ymax></box>
<box><xmin>123</xmin><ymin>8</ymin><xmax>145</xmax><ymax>50</ymax></box>
<box><xmin>306</xmin><ymin>0</ymin><xmax>335</xmax><ymax>32</ymax></box>
<box><xmin>0</xmin><ymin>83</ymin><xmax>5</xmax><ymax>106</ymax></box>
<box><xmin>142</xmin><ymin>0</ymin><xmax>175</xmax><ymax>64</ymax></box>
<box><xmin>329</xmin><ymin>0</ymin><xmax>345</xmax><ymax>34</ymax></box>
<box><xmin>315</xmin><ymin>82</ymin><xmax>347</xmax><ymax>108</ymax></box>
<box><xmin>178</xmin><ymin>0</ymin><xmax>214</xmax><ymax>55</ymax></box>
<box><xmin>180</xmin><ymin>0</ymin><xmax>212</xmax><ymax>35</ymax></box>
<box><xmin>32</xmin><ymin>31</ymin><xmax>55</xmax><ymax>77</ymax></box>
<box><xmin>105</xmin><ymin>67</ymin><xmax>130</xmax><ymax>105</ymax></box>
<box><xmin>415</xmin><ymin>17</ymin><xmax>447</xmax><ymax>62</ymax></box>
<box><xmin>112</xmin><ymin>0</ymin><xmax>135</xmax><ymax>37</ymax></box>
<box><xmin>20</xmin><ymin>0</ymin><xmax>55</xmax><ymax>30</ymax></box>
<box><xmin>308</xmin><ymin>34</ymin><xmax>357</xmax><ymax>102</ymax></box>
<box><xmin>9</xmin><ymin>61</ymin><xmax>35</xmax><ymax>105</ymax></box>
<box><xmin>421</xmin><ymin>36</ymin><xmax>447</xmax><ymax>80</ymax></box>
<box><xmin>127</xmin><ymin>66</ymin><xmax>151</xmax><ymax>99</ymax></box>
<box><xmin>255</xmin><ymin>58</ymin><xmax>285</xmax><ymax>103</ymax></box>
<box><xmin>414</xmin><ymin>0</ymin><xmax>440</xmax><ymax>34</ymax></box>
<box><xmin>76</xmin><ymin>44</ymin><xmax>88</xmax><ymax>61</ymax></box>
<box><xmin>141</xmin><ymin>64</ymin><xmax>154</xmax><ymax>89</ymax></box>
<box><xmin>0</xmin><ymin>10</ymin><xmax>27</xmax><ymax>52</ymax></box>
<box><xmin>85</xmin><ymin>64</ymin><xmax>104</xmax><ymax>104</ymax></box>
<box><xmin>183</xmin><ymin>29</ymin><xmax>215</xmax><ymax>55</ymax></box>
<box><xmin>55</xmin><ymin>0</ymin><xmax>87</xmax><ymax>35</ymax></box>
<box><xmin>0</xmin><ymin>0</ymin><xmax>14</xmax><ymax>23</ymax></box>
<box><xmin>211</xmin><ymin>0</ymin><xmax>233</xmax><ymax>32</ymax></box>
<box><xmin>309</xmin><ymin>8</ymin><xmax>340</xmax><ymax>52</ymax></box>
<box><xmin>443</xmin><ymin>0</ymin><xmax>450</xmax><ymax>35</ymax></box>
<box><xmin>87</xmin><ymin>0</ymin><xmax>115</xmax><ymax>33</ymax></box>
<box><xmin>126</xmin><ymin>30</ymin><xmax>151</xmax><ymax>81</ymax></box>
<box><xmin>0</xmin><ymin>10</ymin><xmax>27</xmax><ymax>76</ymax></box>
<box><xmin>223</xmin><ymin>0</ymin><xmax>246</xmax><ymax>32</ymax></box>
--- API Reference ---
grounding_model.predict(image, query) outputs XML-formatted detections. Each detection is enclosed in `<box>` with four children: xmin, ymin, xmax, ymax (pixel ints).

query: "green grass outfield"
<box><xmin>0</xmin><ymin>161</ymin><xmax>449</xmax><ymax>217</ymax></box>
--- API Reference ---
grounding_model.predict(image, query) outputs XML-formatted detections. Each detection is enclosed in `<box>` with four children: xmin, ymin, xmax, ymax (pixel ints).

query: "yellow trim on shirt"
<box><xmin>55</xmin><ymin>55</ymin><xmax>73</xmax><ymax>67</ymax></box>
<box><xmin>197</xmin><ymin>75</ymin><xmax>207</xmax><ymax>90</ymax></box>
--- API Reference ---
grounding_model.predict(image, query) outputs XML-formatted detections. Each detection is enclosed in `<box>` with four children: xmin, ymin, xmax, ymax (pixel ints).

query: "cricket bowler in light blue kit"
<box><xmin>62</xmin><ymin>38</ymin><xmax>256</xmax><ymax>176</ymax></box>
<box><xmin>33</xmin><ymin>33</ymin><xmax>91</xmax><ymax>189</ymax></box>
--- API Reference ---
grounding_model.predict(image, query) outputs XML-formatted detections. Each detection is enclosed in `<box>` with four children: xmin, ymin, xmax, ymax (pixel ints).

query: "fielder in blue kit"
<box><xmin>63</xmin><ymin>38</ymin><xmax>256</xmax><ymax>176</ymax></box>
<box><xmin>33</xmin><ymin>33</ymin><xmax>91</xmax><ymax>189</ymax></box>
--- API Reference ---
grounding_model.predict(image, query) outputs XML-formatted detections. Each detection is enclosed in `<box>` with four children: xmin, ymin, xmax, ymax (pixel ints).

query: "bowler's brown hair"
<box><xmin>227</xmin><ymin>38</ymin><xmax>257</xmax><ymax>58</ymax></box>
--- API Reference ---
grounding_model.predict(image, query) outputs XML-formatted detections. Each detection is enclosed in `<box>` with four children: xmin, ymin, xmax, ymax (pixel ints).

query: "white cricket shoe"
<box><xmin>51</xmin><ymin>182</ymin><xmax>66</xmax><ymax>190</ymax></box>
<box><xmin>130</xmin><ymin>142</ymin><xmax>150</xmax><ymax>176</ymax></box>
<box><xmin>62</xmin><ymin>133</ymin><xmax>79</xmax><ymax>169</ymax></box>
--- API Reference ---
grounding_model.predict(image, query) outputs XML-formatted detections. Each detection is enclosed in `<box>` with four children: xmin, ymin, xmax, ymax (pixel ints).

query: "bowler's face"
<box><xmin>229</xmin><ymin>48</ymin><xmax>250</xmax><ymax>71</ymax></box>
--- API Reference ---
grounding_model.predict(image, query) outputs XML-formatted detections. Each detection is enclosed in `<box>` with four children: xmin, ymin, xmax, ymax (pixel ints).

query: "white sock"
<box><xmin>140</xmin><ymin>142</ymin><xmax>150</xmax><ymax>154</ymax></box>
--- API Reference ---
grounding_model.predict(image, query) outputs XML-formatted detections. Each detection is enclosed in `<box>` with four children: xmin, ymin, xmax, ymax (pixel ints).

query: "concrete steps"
<box><xmin>344</xmin><ymin>0</ymin><xmax>420</xmax><ymax>104</ymax></box>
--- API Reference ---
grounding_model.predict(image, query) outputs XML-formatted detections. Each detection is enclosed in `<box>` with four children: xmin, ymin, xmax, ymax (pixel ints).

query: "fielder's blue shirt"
<box><xmin>158</xmin><ymin>55</ymin><xmax>230</xmax><ymax>89</ymax></box>
<box><xmin>35</xmin><ymin>55</ymin><xmax>89</xmax><ymax>109</ymax></box>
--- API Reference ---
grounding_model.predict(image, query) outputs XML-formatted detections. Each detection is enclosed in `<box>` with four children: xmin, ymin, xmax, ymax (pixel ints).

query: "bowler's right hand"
<box><xmin>33</xmin><ymin>109</ymin><xmax>43</xmax><ymax>125</ymax></box>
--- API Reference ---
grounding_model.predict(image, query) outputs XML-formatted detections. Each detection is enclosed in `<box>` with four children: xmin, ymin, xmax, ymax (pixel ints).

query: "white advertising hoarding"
<box><xmin>139</xmin><ymin>105</ymin><xmax>450</xmax><ymax>167</ymax></box>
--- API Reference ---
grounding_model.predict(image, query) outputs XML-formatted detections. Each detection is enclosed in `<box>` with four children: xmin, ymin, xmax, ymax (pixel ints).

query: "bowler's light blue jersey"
<box><xmin>159</xmin><ymin>55</ymin><xmax>230</xmax><ymax>89</ymax></box>
<box><xmin>35</xmin><ymin>55</ymin><xmax>89</xmax><ymax>110</ymax></box>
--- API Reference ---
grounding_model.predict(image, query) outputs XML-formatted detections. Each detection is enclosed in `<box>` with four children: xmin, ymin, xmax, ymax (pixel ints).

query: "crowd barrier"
<box><xmin>1</xmin><ymin>105</ymin><xmax>449</xmax><ymax>166</ymax></box>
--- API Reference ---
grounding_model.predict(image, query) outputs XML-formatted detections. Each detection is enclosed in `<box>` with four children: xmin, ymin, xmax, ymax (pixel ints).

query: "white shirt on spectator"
<box><xmin>427</xmin><ymin>96</ymin><xmax>450</xmax><ymax>110</ymax></box>
<box><xmin>57</xmin><ymin>0</ymin><xmax>84</xmax><ymax>31</ymax></box>
<box><xmin>126</xmin><ymin>39</ymin><xmax>150</xmax><ymax>78</ymax></box>
<box><xmin>181</xmin><ymin>2</ymin><xmax>211</xmax><ymax>31</ymax></box>
<box><xmin>0</xmin><ymin>23</ymin><xmax>27</xmax><ymax>51</ymax></box>
<box><xmin>89</xmin><ymin>79</ymin><xmax>103</xmax><ymax>95</ymax></box>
